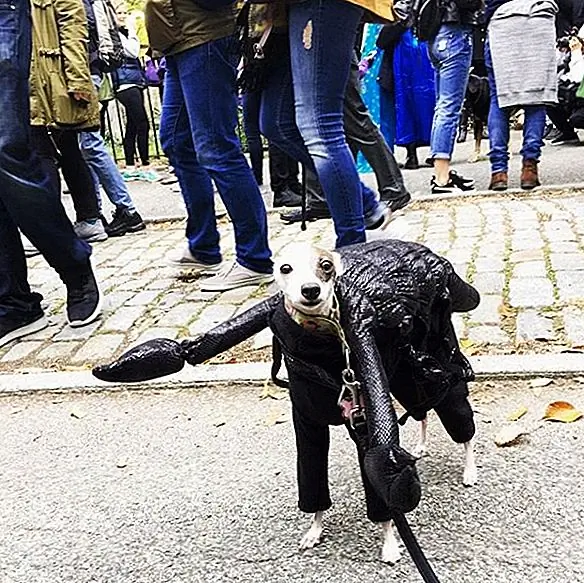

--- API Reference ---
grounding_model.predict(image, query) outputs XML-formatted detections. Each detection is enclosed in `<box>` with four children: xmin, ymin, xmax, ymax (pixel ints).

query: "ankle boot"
<box><xmin>404</xmin><ymin>144</ymin><xmax>419</xmax><ymax>170</ymax></box>
<box><xmin>520</xmin><ymin>159</ymin><xmax>540</xmax><ymax>190</ymax></box>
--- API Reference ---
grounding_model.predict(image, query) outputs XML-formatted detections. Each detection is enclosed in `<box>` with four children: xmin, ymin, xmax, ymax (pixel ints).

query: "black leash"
<box><xmin>300</xmin><ymin>164</ymin><xmax>307</xmax><ymax>232</ymax></box>
<box><xmin>392</xmin><ymin>513</ymin><xmax>441</xmax><ymax>583</ymax></box>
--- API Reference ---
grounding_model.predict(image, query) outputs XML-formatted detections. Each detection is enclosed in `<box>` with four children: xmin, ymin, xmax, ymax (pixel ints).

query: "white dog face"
<box><xmin>274</xmin><ymin>243</ymin><xmax>343</xmax><ymax>316</ymax></box>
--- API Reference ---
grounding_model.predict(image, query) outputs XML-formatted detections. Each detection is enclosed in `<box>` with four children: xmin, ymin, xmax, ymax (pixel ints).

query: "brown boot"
<box><xmin>520</xmin><ymin>159</ymin><xmax>540</xmax><ymax>190</ymax></box>
<box><xmin>489</xmin><ymin>171</ymin><xmax>508</xmax><ymax>191</ymax></box>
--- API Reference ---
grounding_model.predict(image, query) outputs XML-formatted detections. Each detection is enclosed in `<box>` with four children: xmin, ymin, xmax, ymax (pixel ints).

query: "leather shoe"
<box><xmin>489</xmin><ymin>171</ymin><xmax>508</xmax><ymax>191</ymax></box>
<box><xmin>280</xmin><ymin>206</ymin><xmax>331</xmax><ymax>224</ymax></box>
<box><xmin>273</xmin><ymin>187</ymin><xmax>302</xmax><ymax>208</ymax></box>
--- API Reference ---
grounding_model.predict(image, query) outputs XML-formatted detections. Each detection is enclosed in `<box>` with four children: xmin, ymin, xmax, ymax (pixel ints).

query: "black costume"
<box><xmin>93</xmin><ymin>240</ymin><xmax>480</xmax><ymax>519</ymax></box>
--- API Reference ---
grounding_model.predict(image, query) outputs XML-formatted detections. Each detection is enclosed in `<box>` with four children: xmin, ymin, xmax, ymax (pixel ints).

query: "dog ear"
<box><xmin>331</xmin><ymin>251</ymin><xmax>344</xmax><ymax>277</ymax></box>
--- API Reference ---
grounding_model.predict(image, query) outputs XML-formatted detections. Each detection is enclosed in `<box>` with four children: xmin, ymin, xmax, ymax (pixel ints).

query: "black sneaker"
<box><xmin>105</xmin><ymin>207</ymin><xmax>146</xmax><ymax>237</ymax></box>
<box><xmin>550</xmin><ymin>133</ymin><xmax>580</xmax><ymax>146</ymax></box>
<box><xmin>0</xmin><ymin>312</ymin><xmax>48</xmax><ymax>348</ymax></box>
<box><xmin>431</xmin><ymin>176</ymin><xmax>466</xmax><ymax>195</ymax></box>
<box><xmin>385</xmin><ymin>192</ymin><xmax>412</xmax><ymax>213</ymax></box>
<box><xmin>273</xmin><ymin>187</ymin><xmax>302</xmax><ymax>208</ymax></box>
<box><xmin>280</xmin><ymin>205</ymin><xmax>331</xmax><ymax>223</ymax></box>
<box><xmin>448</xmin><ymin>170</ymin><xmax>475</xmax><ymax>191</ymax></box>
<box><xmin>66</xmin><ymin>264</ymin><xmax>103</xmax><ymax>328</ymax></box>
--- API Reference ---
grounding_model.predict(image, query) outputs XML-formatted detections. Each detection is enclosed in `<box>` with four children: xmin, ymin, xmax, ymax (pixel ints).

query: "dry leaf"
<box><xmin>494</xmin><ymin>425</ymin><xmax>529</xmax><ymax>447</ymax></box>
<box><xmin>460</xmin><ymin>339</ymin><xmax>475</xmax><ymax>350</ymax></box>
<box><xmin>530</xmin><ymin>378</ymin><xmax>553</xmax><ymax>388</ymax></box>
<box><xmin>259</xmin><ymin>381</ymin><xmax>287</xmax><ymax>401</ymax></box>
<box><xmin>542</xmin><ymin>401</ymin><xmax>583</xmax><ymax>423</ymax></box>
<box><xmin>266</xmin><ymin>411</ymin><xmax>289</xmax><ymax>426</ymax></box>
<box><xmin>507</xmin><ymin>406</ymin><xmax>528</xmax><ymax>422</ymax></box>
<box><xmin>498</xmin><ymin>304</ymin><xmax>515</xmax><ymax>318</ymax></box>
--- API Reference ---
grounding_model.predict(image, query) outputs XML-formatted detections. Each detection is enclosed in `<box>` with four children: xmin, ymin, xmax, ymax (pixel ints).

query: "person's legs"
<box><xmin>164</xmin><ymin>39</ymin><xmax>272</xmax><ymax>275</ymax></box>
<box><xmin>343</xmin><ymin>53</ymin><xmax>410</xmax><ymax>207</ymax></box>
<box><xmin>546</xmin><ymin>105</ymin><xmax>579</xmax><ymax>141</ymax></box>
<box><xmin>429</xmin><ymin>25</ymin><xmax>474</xmax><ymax>189</ymax></box>
<box><xmin>288</xmin><ymin>0</ymin><xmax>383</xmax><ymax>247</ymax></box>
<box><xmin>519</xmin><ymin>105</ymin><xmax>546</xmax><ymax>189</ymax></box>
<box><xmin>0</xmin><ymin>2</ymin><xmax>100</xmax><ymax>335</ymax></box>
<box><xmin>160</xmin><ymin>56</ymin><xmax>222</xmax><ymax>268</ymax></box>
<box><xmin>116</xmin><ymin>88</ymin><xmax>139</xmax><ymax>167</ymax></box>
<box><xmin>485</xmin><ymin>38</ymin><xmax>511</xmax><ymax>185</ymax></box>
<box><xmin>242</xmin><ymin>91</ymin><xmax>264</xmax><ymax>185</ymax></box>
<box><xmin>379</xmin><ymin>86</ymin><xmax>397</xmax><ymax>153</ymax></box>
<box><xmin>134</xmin><ymin>89</ymin><xmax>151</xmax><ymax>166</ymax></box>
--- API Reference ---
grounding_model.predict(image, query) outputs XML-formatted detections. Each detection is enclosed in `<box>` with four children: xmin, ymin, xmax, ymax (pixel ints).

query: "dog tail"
<box><xmin>448</xmin><ymin>272</ymin><xmax>480</xmax><ymax>313</ymax></box>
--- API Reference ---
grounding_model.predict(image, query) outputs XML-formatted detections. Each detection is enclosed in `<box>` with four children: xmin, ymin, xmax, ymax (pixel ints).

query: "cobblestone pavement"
<box><xmin>2</xmin><ymin>191</ymin><xmax>584</xmax><ymax>373</ymax></box>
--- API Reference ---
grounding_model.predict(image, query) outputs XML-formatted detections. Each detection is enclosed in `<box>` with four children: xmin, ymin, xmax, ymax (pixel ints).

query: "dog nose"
<box><xmin>301</xmin><ymin>283</ymin><xmax>321</xmax><ymax>301</ymax></box>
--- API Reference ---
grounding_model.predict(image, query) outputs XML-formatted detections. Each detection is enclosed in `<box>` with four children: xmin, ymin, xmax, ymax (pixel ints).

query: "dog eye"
<box><xmin>280</xmin><ymin>264</ymin><xmax>293</xmax><ymax>275</ymax></box>
<box><xmin>320</xmin><ymin>259</ymin><xmax>334</xmax><ymax>273</ymax></box>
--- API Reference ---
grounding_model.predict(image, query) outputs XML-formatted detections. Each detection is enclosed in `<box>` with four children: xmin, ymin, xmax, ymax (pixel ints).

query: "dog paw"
<box><xmin>463</xmin><ymin>464</ymin><xmax>478</xmax><ymax>487</ymax></box>
<box><xmin>381</xmin><ymin>539</ymin><xmax>401</xmax><ymax>564</ymax></box>
<box><xmin>412</xmin><ymin>443</ymin><xmax>427</xmax><ymax>459</ymax></box>
<box><xmin>299</xmin><ymin>526</ymin><xmax>323</xmax><ymax>550</ymax></box>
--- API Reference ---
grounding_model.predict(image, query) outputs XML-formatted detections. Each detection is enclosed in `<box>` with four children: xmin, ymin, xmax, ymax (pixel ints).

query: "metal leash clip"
<box><xmin>338</xmin><ymin>368</ymin><xmax>365</xmax><ymax>428</ymax></box>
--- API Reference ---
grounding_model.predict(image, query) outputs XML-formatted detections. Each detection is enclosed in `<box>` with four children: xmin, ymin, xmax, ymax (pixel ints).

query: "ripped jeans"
<box><xmin>260</xmin><ymin>0</ymin><xmax>384</xmax><ymax>248</ymax></box>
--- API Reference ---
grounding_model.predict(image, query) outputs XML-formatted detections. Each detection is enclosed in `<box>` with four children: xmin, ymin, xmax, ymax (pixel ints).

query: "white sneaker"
<box><xmin>74</xmin><ymin>219</ymin><xmax>108</xmax><ymax>242</ymax></box>
<box><xmin>166</xmin><ymin>246</ymin><xmax>223</xmax><ymax>273</ymax></box>
<box><xmin>200</xmin><ymin>261</ymin><xmax>274</xmax><ymax>292</ymax></box>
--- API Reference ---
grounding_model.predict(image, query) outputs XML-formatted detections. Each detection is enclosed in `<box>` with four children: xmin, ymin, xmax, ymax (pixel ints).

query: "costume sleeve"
<box><xmin>181</xmin><ymin>294</ymin><xmax>281</xmax><ymax>365</ymax></box>
<box><xmin>54</xmin><ymin>0</ymin><xmax>95</xmax><ymax>93</ymax></box>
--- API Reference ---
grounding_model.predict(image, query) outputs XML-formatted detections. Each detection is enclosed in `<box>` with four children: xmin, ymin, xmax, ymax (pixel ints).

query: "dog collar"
<box><xmin>284</xmin><ymin>300</ymin><xmax>338</xmax><ymax>336</ymax></box>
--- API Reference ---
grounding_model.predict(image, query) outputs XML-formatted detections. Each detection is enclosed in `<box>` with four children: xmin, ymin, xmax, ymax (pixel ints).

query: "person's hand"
<box><xmin>72</xmin><ymin>91</ymin><xmax>91</xmax><ymax>104</ymax></box>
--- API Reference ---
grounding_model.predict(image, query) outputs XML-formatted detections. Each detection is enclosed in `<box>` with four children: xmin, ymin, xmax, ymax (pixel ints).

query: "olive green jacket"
<box><xmin>144</xmin><ymin>0</ymin><xmax>237</xmax><ymax>56</ymax></box>
<box><xmin>30</xmin><ymin>0</ymin><xmax>100</xmax><ymax>129</ymax></box>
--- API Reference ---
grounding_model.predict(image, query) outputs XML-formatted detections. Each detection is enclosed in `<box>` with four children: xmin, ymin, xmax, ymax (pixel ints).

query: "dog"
<box><xmin>93</xmin><ymin>239</ymin><xmax>481</xmax><ymax>566</ymax></box>
<box><xmin>274</xmin><ymin>243</ymin><xmax>478</xmax><ymax>561</ymax></box>
<box><xmin>458</xmin><ymin>70</ymin><xmax>490</xmax><ymax>163</ymax></box>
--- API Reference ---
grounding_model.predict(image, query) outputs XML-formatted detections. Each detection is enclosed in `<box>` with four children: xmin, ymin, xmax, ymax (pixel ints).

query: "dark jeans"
<box><xmin>0</xmin><ymin>1</ymin><xmax>90</xmax><ymax>321</ymax></box>
<box><xmin>31</xmin><ymin>128</ymin><xmax>100</xmax><ymax>222</ymax></box>
<box><xmin>116</xmin><ymin>86</ymin><xmax>150</xmax><ymax>166</ymax></box>
<box><xmin>268</xmin><ymin>142</ymin><xmax>300</xmax><ymax>194</ymax></box>
<box><xmin>242</xmin><ymin>91</ymin><xmax>264</xmax><ymax>185</ymax></box>
<box><xmin>159</xmin><ymin>37</ymin><xmax>272</xmax><ymax>273</ymax></box>
<box><xmin>260</xmin><ymin>1</ymin><xmax>383</xmax><ymax>248</ymax></box>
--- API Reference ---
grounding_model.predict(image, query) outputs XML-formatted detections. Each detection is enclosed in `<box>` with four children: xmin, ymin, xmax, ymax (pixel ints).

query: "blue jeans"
<box><xmin>242</xmin><ymin>91</ymin><xmax>264</xmax><ymax>185</ymax></box>
<box><xmin>485</xmin><ymin>39</ymin><xmax>545</xmax><ymax>173</ymax></box>
<box><xmin>0</xmin><ymin>1</ymin><xmax>90</xmax><ymax>321</ymax></box>
<box><xmin>160</xmin><ymin>37</ymin><xmax>272</xmax><ymax>273</ymax></box>
<box><xmin>260</xmin><ymin>0</ymin><xmax>383</xmax><ymax>248</ymax></box>
<box><xmin>428</xmin><ymin>24</ymin><xmax>473</xmax><ymax>159</ymax></box>
<box><xmin>80</xmin><ymin>130</ymin><xmax>136</xmax><ymax>213</ymax></box>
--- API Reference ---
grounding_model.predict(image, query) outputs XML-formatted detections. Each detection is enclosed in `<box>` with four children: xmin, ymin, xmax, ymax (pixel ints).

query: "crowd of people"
<box><xmin>1</xmin><ymin>0</ymin><xmax>583</xmax><ymax>348</ymax></box>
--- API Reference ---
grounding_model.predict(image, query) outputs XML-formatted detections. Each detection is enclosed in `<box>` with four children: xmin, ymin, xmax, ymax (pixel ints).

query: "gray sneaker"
<box><xmin>166</xmin><ymin>246</ymin><xmax>223</xmax><ymax>273</ymax></box>
<box><xmin>200</xmin><ymin>262</ymin><xmax>274</xmax><ymax>292</ymax></box>
<box><xmin>74</xmin><ymin>219</ymin><xmax>108</xmax><ymax>242</ymax></box>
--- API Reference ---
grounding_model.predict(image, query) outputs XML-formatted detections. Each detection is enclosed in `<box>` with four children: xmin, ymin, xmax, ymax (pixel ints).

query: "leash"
<box><xmin>393</xmin><ymin>513</ymin><xmax>442</xmax><ymax>583</ymax></box>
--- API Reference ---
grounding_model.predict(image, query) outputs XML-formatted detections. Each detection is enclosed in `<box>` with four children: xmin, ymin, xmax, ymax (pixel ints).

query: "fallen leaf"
<box><xmin>507</xmin><ymin>406</ymin><xmax>528</xmax><ymax>422</ymax></box>
<box><xmin>266</xmin><ymin>411</ymin><xmax>289</xmax><ymax>426</ymax></box>
<box><xmin>542</xmin><ymin>401</ymin><xmax>583</xmax><ymax>423</ymax></box>
<box><xmin>530</xmin><ymin>378</ymin><xmax>553</xmax><ymax>388</ymax></box>
<box><xmin>498</xmin><ymin>304</ymin><xmax>515</xmax><ymax>318</ymax></box>
<box><xmin>460</xmin><ymin>339</ymin><xmax>475</xmax><ymax>350</ymax></box>
<box><xmin>494</xmin><ymin>425</ymin><xmax>529</xmax><ymax>447</ymax></box>
<box><xmin>259</xmin><ymin>381</ymin><xmax>287</xmax><ymax>401</ymax></box>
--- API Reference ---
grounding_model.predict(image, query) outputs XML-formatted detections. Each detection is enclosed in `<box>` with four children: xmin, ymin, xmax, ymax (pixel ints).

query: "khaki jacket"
<box><xmin>144</xmin><ymin>0</ymin><xmax>237</xmax><ymax>56</ymax></box>
<box><xmin>30</xmin><ymin>0</ymin><xmax>100</xmax><ymax>129</ymax></box>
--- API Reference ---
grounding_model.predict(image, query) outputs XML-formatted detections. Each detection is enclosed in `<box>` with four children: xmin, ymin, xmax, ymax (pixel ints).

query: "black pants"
<box><xmin>242</xmin><ymin>90</ymin><xmax>264</xmax><ymax>185</ymax></box>
<box><xmin>546</xmin><ymin>105</ymin><xmax>577</xmax><ymax>136</ymax></box>
<box><xmin>116</xmin><ymin>86</ymin><xmax>150</xmax><ymax>166</ymax></box>
<box><xmin>30</xmin><ymin>127</ymin><xmax>100</xmax><ymax>222</ymax></box>
<box><xmin>268</xmin><ymin>142</ymin><xmax>301</xmax><ymax>194</ymax></box>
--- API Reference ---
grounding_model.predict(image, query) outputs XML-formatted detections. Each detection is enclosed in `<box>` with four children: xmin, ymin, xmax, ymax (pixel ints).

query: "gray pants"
<box><xmin>306</xmin><ymin>55</ymin><xmax>409</xmax><ymax>208</ymax></box>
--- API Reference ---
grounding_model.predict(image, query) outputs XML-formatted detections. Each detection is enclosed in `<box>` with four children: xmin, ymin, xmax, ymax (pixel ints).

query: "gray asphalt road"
<box><xmin>1</xmin><ymin>379</ymin><xmax>583</xmax><ymax>583</ymax></box>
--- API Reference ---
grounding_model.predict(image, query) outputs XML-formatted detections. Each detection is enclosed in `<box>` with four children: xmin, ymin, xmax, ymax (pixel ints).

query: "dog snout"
<box><xmin>301</xmin><ymin>283</ymin><xmax>321</xmax><ymax>302</ymax></box>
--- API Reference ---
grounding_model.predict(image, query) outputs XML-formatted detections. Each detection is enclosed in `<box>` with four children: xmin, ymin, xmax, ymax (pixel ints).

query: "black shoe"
<box><xmin>273</xmin><ymin>187</ymin><xmax>303</xmax><ymax>208</ymax></box>
<box><xmin>404</xmin><ymin>154</ymin><xmax>419</xmax><ymax>170</ymax></box>
<box><xmin>280</xmin><ymin>206</ymin><xmax>331</xmax><ymax>223</ymax></box>
<box><xmin>66</xmin><ymin>263</ymin><xmax>103</xmax><ymax>328</ymax></box>
<box><xmin>105</xmin><ymin>208</ymin><xmax>146</xmax><ymax>237</ymax></box>
<box><xmin>448</xmin><ymin>170</ymin><xmax>475</xmax><ymax>191</ymax></box>
<box><xmin>385</xmin><ymin>192</ymin><xmax>412</xmax><ymax>213</ymax></box>
<box><xmin>550</xmin><ymin>132</ymin><xmax>580</xmax><ymax>146</ymax></box>
<box><xmin>544</xmin><ymin>127</ymin><xmax>562</xmax><ymax>142</ymax></box>
<box><xmin>0</xmin><ymin>312</ymin><xmax>48</xmax><ymax>348</ymax></box>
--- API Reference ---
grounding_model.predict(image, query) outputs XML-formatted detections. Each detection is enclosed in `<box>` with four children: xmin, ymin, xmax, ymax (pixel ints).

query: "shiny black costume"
<box><xmin>94</xmin><ymin>240</ymin><xmax>480</xmax><ymax>519</ymax></box>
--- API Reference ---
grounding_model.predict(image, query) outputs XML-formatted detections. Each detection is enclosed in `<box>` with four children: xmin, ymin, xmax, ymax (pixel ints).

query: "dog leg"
<box><xmin>462</xmin><ymin>439</ymin><xmax>478</xmax><ymax>487</ymax></box>
<box><xmin>299</xmin><ymin>511</ymin><xmax>324</xmax><ymax>550</ymax></box>
<box><xmin>412</xmin><ymin>416</ymin><xmax>428</xmax><ymax>459</ymax></box>
<box><xmin>380</xmin><ymin>520</ymin><xmax>401</xmax><ymax>564</ymax></box>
